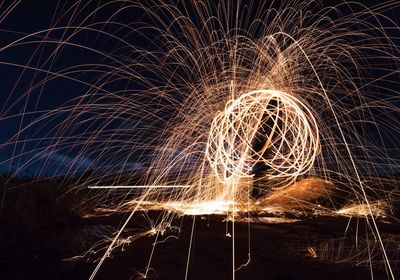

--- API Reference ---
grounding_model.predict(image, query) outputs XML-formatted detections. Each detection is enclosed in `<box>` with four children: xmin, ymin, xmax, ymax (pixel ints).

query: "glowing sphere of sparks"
<box><xmin>206</xmin><ymin>89</ymin><xmax>320</xmax><ymax>186</ymax></box>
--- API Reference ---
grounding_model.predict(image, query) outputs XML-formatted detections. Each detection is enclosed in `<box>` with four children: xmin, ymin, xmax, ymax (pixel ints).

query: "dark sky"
<box><xmin>1</xmin><ymin>0</ymin><xmax>399</xmax><ymax>113</ymax></box>
<box><xmin>0</xmin><ymin>0</ymin><xmax>399</xmax><ymax>177</ymax></box>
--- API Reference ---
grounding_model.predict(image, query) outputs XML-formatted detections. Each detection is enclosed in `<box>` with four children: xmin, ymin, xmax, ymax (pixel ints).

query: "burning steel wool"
<box><xmin>0</xmin><ymin>1</ymin><xmax>400</xmax><ymax>280</ymax></box>
<box><xmin>206</xmin><ymin>89</ymin><xmax>319</xmax><ymax>187</ymax></box>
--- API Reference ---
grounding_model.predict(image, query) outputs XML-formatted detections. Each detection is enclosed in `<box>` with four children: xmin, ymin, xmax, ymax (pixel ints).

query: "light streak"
<box><xmin>1</xmin><ymin>1</ymin><xmax>399</xmax><ymax>279</ymax></box>
<box><xmin>89</xmin><ymin>185</ymin><xmax>192</xmax><ymax>189</ymax></box>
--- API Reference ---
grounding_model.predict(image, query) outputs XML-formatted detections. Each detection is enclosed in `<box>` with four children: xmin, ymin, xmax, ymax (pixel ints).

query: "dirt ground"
<box><xmin>2</xmin><ymin>211</ymin><xmax>399</xmax><ymax>280</ymax></box>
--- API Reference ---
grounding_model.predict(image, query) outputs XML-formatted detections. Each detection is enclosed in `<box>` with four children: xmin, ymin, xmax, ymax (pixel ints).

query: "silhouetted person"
<box><xmin>251</xmin><ymin>99</ymin><xmax>279</xmax><ymax>198</ymax></box>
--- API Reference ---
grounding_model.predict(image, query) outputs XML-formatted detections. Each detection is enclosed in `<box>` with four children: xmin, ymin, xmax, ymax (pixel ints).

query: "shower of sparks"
<box><xmin>1</xmin><ymin>1</ymin><xmax>400</xmax><ymax>280</ymax></box>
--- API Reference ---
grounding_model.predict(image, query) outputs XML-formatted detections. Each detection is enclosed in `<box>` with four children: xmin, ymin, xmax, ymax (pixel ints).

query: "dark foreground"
<box><xmin>1</xmin><ymin>210</ymin><xmax>399</xmax><ymax>280</ymax></box>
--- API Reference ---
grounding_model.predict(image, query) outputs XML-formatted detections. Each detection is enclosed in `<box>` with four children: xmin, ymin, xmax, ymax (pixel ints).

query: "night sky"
<box><xmin>0</xmin><ymin>0</ymin><xmax>399</xmax><ymax>177</ymax></box>
<box><xmin>1</xmin><ymin>4</ymin><xmax>400</xmax><ymax>280</ymax></box>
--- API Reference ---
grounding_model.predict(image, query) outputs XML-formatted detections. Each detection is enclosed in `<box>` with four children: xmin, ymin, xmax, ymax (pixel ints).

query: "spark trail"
<box><xmin>0</xmin><ymin>1</ymin><xmax>400</xmax><ymax>279</ymax></box>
